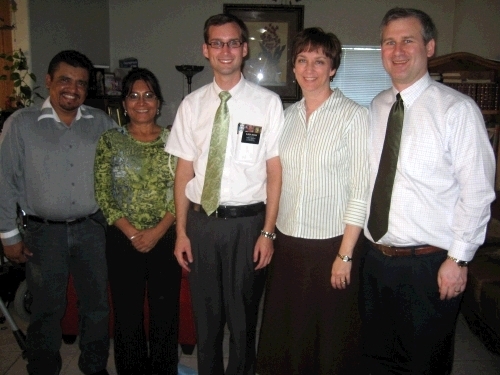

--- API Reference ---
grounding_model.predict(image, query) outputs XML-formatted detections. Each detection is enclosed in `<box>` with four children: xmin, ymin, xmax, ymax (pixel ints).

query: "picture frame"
<box><xmin>90</xmin><ymin>67</ymin><xmax>105</xmax><ymax>98</ymax></box>
<box><xmin>104</xmin><ymin>73</ymin><xmax>121</xmax><ymax>96</ymax></box>
<box><xmin>224</xmin><ymin>4</ymin><xmax>304</xmax><ymax>103</ymax></box>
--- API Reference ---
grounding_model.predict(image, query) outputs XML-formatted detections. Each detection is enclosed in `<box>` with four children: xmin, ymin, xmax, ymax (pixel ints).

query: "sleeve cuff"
<box><xmin>1</xmin><ymin>229</ymin><xmax>22</xmax><ymax>246</ymax></box>
<box><xmin>343</xmin><ymin>199</ymin><xmax>367</xmax><ymax>228</ymax></box>
<box><xmin>447</xmin><ymin>239</ymin><xmax>478</xmax><ymax>262</ymax></box>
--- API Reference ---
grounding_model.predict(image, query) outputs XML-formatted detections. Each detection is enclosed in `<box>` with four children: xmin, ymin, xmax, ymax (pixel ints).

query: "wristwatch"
<box><xmin>260</xmin><ymin>230</ymin><xmax>276</xmax><ymax>240</ymax></box>
<box><xmin>447</xmin><ymin>255</ymin><xmax>469</xmax><ymax>268</ymax></box>
<box><xmin>337</xmin><ymin>253</ymin><xmax>353</xmax><ymax>262</ymax></box>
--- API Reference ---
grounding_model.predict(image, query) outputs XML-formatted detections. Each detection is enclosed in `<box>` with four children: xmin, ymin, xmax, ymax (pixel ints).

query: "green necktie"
<box><xmin>368</xmin><ymin>93</ymin><xmax>404</xmax><ymax>242</ymax></box>
<box><xmin>201</xmin><ymin>91</ymin><xmax>231</xmax><ymax>216</ymax></box>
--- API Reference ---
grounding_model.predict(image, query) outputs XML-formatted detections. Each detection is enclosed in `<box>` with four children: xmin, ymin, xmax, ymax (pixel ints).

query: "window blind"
<box><xmin>331</xmin><ymin>46</ymin><xmax>392</xmax><ymax>107</ymax></box>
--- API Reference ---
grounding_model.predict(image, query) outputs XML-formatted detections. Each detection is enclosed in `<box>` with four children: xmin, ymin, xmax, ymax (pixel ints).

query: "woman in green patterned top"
<box><xmin>94</xmin><ymin>68</ymin><xmax>181</xmax><ymax>374</ymax></box>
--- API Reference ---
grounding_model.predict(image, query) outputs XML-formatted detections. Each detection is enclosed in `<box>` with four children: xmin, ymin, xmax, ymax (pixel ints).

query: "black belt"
<box><xmin>192</xmin><ymin>202</ymin><xmax>265</xmax><ymax>219</ymax></box>
<box><xmin>27</xmin><ymin>210</ymin><xmax>101</xmax><ymax>225</ymax></box>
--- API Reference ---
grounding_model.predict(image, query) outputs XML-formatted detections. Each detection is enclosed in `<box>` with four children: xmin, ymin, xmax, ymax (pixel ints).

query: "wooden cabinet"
<box><xmin>428</xmin><ymin>52</ymin><xmax>500</xmax><ymax>188</ymax></box>
<box><xmin>428</xmin><ymin>52</ymin><xmax>500</xmax><ymax>117</ymax></box>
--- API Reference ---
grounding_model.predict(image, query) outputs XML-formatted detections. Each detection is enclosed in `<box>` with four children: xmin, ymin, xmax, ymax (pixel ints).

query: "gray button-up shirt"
<box><xmin>0</xmin><ymin>98</ymin><xmax>117</xmax><ymax>245</ymax></box>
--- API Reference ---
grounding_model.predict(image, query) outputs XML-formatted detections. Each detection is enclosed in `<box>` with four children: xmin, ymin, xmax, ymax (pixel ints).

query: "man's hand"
<box><xmin>174</xmin><ymin>234</ymin><xmax>193</xmax><ymax>272</ymax></box>
<box><xmin>253</xmin><ymin>235</ymin><xmax>274</xmax><ymax>270</ymax></box>
<box><xmin>331</xmin><ymin>257</ymin><xmax>352</xmax><ymax>289</ymax></box>
<box><xmin>4</xmin><ymin>241</ymin><xmax>32</xmax><ymax>263</ymax></box>
<box><xmin>437</xmin><ymin>257</ymin><xmax>468</xmax><ymax>300</ymax></box>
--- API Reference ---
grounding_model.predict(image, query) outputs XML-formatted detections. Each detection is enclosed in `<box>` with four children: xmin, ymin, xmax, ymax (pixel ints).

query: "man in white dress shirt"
<box><xmin>361</xmin><ymin>7</ymin><xmax>496</xmax><ymax>375</ymax></box>
<box><xmin>165</xmin><ymin>13</ymin><xmax>283</xmax><ymax>375</ymax></box>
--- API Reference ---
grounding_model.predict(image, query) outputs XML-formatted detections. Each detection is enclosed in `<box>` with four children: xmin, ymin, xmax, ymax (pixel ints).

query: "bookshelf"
<box><xmin>428</xmin><ymin>52</ymin><xmax>500</xmax><ymax>189</ymax></box>
<box><xmin>428</xmin><ymin>52</ymin><xmax>500</xmax><ymax>116</ymax></box>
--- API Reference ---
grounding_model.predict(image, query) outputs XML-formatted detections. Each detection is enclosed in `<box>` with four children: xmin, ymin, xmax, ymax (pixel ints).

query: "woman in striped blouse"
<box><xmin>257</xmin><ymin>28</ymin><xmax>369</xmax><ymax>374</ymax></box>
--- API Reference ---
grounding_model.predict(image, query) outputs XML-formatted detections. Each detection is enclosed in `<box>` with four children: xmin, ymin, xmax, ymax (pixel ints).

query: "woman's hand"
<box><xmin>131</xmin><ymin>226</ymin><xmax>165</xmax><ymax>253</ymax></box>
<box><xmin>331</xmin><ymin>257</ymin><xmax>352</xmax><ymax>289</ymax></box>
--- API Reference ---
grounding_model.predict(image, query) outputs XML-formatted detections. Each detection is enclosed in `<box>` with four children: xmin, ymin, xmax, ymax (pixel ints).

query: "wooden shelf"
<box><xmin>428</xmin><ymin>52</ymin><xmax>500</xmax><ymax>114</ymax></box>
<box><xmin>428</xmin><ymin>52</ymin><xmax>500</xmax><ymax>189</ymax></box>
<box><xmin>483</xmin><ymin>110</ymin><xmax>500</xmax><ymax>115</ymax></box>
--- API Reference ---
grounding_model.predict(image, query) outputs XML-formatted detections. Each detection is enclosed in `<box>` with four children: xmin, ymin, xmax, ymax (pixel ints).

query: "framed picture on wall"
<box><xmin>89</xmin><ymin>67</ymin><xmax>105</xmax><ymax>98</ymax></box>
<box><xmin>104</xmin><ymin>73</ymin><xmax>121</xmax><ymax>96</ymax></box>
<box><xmin>224</xmin><ymin>4</ymin><xmax>304</xmax><ymax>102</ymax></box>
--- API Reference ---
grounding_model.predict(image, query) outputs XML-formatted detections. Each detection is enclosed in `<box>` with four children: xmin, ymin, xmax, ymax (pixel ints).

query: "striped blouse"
<box><xmin>277</xmin><ymin>89</ymin><xmax>369</xmax><ymax>239</ymax></box>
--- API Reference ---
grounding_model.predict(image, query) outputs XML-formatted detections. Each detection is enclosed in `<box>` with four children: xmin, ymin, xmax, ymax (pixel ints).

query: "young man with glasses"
<box><xmin>166</xmin><ymin>13</ymin><xmax>284</xmax><ymax>375</ymax></box>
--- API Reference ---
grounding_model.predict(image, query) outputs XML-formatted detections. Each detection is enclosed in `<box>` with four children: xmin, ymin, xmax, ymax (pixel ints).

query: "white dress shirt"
<box><xmin>277</xmin><ymin>89</ymin><xmax>369</xmax><ymax>239</ymax></box>
<box><xmin>165</xmin><ymin>75</ymin><xmax>284</xmax><ymax>205</ymax></box>
<box><xmin>365</xmin><ymin>74</ymin><xmax>496</xmax><ymax>261</ymax></box>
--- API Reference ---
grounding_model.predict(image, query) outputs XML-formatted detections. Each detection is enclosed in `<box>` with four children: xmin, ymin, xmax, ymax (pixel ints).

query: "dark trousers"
<box><xmin>23</xmin><ymin>211</ymin><xmax>109</xmax><ymax>375</ymax></box>
<box><xmin>187</xmin><ymin>209</ymin><xmax>267</xmax><ymax>375</ymax></box>
<box><xmin>360</xmin><ymin>241</ymin><xmax>463</xmax><ymax>375</ymax></box>
<box><xmin>106</xmin><ymin>225</ymin><xmax>181</xmax><ymax>375</ymax></box>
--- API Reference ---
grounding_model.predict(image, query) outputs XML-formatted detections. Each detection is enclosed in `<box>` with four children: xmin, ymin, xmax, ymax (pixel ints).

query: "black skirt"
<box><xmin>256</xmin><ymin>230</ymin><xmax>365</xmax><ymax>375</ymax></box>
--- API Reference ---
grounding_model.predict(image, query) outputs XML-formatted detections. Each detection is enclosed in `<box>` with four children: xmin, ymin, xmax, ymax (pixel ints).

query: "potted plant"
<box><xmin>0</xmin><ymin>49</ymin><xmax>43</xmax><ymax>131</ymax></box>
<box><xmin>0</xmin><ymin>49</ymin><xmax>43</xmax><ymax>109</ymax></box>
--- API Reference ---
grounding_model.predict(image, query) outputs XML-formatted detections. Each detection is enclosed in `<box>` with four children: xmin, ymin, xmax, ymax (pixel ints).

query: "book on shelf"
<box><xmin>465</xmin><ymin>79</ymin><xmax>492</xmax><ymax>84</ymax></box>
<box><xmin>443</xmin><ymin>81</ymin><xmax>499</xmax><ymax>111</ymax></box>
<box><xmin>430</xmin><ymin>73</ymin><xmax>442</xmax><ymax>81</ymax></box>
<box><xmin>119</xmin><ymin>57</ymin><xmax>138</xmax><ymax>68</ymax></box>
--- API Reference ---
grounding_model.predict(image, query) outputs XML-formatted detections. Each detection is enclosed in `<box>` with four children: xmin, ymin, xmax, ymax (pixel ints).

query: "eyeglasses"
<box><xmin>207</xmin><ymin>40</ymin><xmax>243</xmax><ymax>49</ymax></box>
<box><xmin>126</xmin><ymin>92</ymin><xmax>157</xmax><ymax>102</ymax></box>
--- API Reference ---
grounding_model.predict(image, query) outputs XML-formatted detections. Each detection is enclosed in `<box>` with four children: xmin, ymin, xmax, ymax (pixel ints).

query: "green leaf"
<box><xmin>14</xmin><ymin>81</ymin><xmax>21</xmax><ymax>87</ymax></box>
<box><xmin>29</xmin><ymin>73</ymin><xmax>36</xmax><ymax>82</ymax></box>
<box><xmin>20</xmin><ymin>85</ymin><xmax>32</xmax><ymax>97</ymax></box>
<box><xmin>10</xmin><ymin>72</ymin><xmax>20</xmax><ymax>80</ymax></box>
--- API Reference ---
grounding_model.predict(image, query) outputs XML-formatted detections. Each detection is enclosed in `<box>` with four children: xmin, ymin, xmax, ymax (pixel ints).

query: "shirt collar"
<box><xmin>296</xmin><ymin>89</ymin><xmax>340</xmax><ymax>112</ymax></box>
<box><xmin>396</xmin><ymin>73</ymin><xmax>432</xmax><ymax>109</ymax></box>
<box><xmin>212</xmin><ymin>73</ymin><xmax>245</xmax><ymax>99</ymax></box>
<box><xmin>38</xmin><ymin>97</ymin><xmax>93</xmax><ymax>123</ymax></box>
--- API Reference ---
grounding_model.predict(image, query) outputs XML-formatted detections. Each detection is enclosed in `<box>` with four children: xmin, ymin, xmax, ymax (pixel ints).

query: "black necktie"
<box><xmin>368</xmin><ymin>93</ymin><xmax>405</xmax><ymax>242</ymax></box>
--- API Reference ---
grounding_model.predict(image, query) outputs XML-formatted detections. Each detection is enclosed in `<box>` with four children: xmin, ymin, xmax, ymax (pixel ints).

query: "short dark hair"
<box><xmin>47</xmin><ymin>50</ymin><xmax>94</xmax><ymax>78</ymax></box>
<box><xmin>291</xmin><ymin>27</ymin><xmax>342</xmax><ymax>72</ymax></box>
<box><xmin>120</xmin><ymin>67</ymin><xmax>164</xmax><ymax>106</ymax></box>
<box><xmin>381</xmin><ymin>7</ymin><xmax>437</xmax><ymax>44</ymax></box>
<box><xmin>204</xmin><ymin>13</ymin><xmax>249</xmax><ymax>44</ymax></box>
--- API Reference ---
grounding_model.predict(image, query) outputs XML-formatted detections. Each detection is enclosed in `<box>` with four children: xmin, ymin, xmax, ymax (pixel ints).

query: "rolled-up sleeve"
<box><xmin>343</xmin><ymin>107</ymin><xmax>369</xmax><ymax>228</ymax></box>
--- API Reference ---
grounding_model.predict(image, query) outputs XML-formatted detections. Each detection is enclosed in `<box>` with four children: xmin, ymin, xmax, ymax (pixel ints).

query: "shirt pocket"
<box><xmin>233</xmin><ymin>124</ymin><xmax>263</xmax><ymax>164</ymax></box>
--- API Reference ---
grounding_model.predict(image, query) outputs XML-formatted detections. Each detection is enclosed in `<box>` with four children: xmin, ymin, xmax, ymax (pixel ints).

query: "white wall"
<box><xmin>453</xmin><ymin>0</ymin><xmax>500</xmax><ymax>61</ymax></box>
<box><xmin>28</xmin><ymin>0</ymin><xmax>110</xmax><ymax>102</ymax></box>
<box><xmin>17</xmin><ymin>0</ymin><xmax>500</xmax><ymax>124</ymax></box>
<box><xmin>109</xmin><ymin>0</ymin><xmax>499</xmax><ymax>125</ymax></box>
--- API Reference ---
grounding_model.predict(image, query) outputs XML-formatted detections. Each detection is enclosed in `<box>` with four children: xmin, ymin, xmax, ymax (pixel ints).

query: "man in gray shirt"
<box><xmin>0</xmin><ymin>50</ymin><xmax>116</xmax><ymax>375</ymax></box>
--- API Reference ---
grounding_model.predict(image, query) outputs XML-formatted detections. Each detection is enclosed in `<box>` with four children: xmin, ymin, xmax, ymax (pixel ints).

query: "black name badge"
<box><xmin>241</xmin><ymin>124</ymin><xmax>262</xmax><ymax>144</ymax></box>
